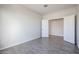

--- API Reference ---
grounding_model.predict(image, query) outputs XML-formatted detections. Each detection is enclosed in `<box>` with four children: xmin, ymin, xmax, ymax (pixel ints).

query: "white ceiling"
<box><xmin>24</xmin><ymin>4</ymin><xmax>76</xmax><ymax>15</ymax></box>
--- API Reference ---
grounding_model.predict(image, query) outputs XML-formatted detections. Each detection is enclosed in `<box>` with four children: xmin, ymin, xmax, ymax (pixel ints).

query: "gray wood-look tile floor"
<box><xmin>0</xmin><ymin>35</ymin><xmax>79</xmax><ymax>54</ymax></box>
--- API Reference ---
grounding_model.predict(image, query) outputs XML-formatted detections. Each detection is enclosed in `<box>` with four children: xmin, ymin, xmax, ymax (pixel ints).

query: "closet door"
<box><xmin>64</xmin><ymin>15</ymin><xmax>75</xmax><ymax>44</ymax></box>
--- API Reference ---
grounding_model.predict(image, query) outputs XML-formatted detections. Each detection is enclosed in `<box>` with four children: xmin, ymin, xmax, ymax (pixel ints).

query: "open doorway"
<box><xmin>42</xmin><ymin>15</ymin><xmax>75</xmax><ymax>46</ymax></box>
<box><xmin>48</xmin><ymin>18</ymin><xmax>64</xmax><ymax>46</ymax></box>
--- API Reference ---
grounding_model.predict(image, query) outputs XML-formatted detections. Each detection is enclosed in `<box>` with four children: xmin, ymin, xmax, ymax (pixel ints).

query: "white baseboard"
<box><xmin>0</xmin><ymin>37</ymin><xmax>40</xmax><ymax>50</ymax></box>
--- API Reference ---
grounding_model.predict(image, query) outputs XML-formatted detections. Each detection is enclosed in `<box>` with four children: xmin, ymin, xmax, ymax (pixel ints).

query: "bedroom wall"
<box><xmin>0</xmin><ymin>5</ymin><xmax>42</xmax><ymax>50</ymax></box>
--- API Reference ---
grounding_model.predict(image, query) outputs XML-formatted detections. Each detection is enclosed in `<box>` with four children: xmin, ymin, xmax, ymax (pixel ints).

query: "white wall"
<box><xmin>64</xmin><ymin>15</ymin><xmax>75</xmax><ymax>44</ymax></box>
<box><xmin>43</xmin><ymin>7</ymin><xmax>77</xmax><ymax>20</ymax></box>
<box><xmin>42</xmin><ymin>20</ymin><xmax>49</xmax><ymax>37</ymax></box>
<box><xmin>49</xmin><ymin>19</ymin><xmax>64</xmax><ymax>36</ymax></box>
<box><xmin>0</xmin><ymin>5</ymin><xmax>42</xmax><ymax>50</ymax></box>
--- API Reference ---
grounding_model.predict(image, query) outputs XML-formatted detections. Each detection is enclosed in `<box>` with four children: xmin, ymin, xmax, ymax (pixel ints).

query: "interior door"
<box><xmin>64</xmin><ymin>15</ymin><xmax>75</xmax><ymax>44</ymax></box>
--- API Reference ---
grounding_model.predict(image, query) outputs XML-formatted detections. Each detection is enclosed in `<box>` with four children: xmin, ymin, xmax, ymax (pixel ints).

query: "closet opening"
<box><xmin>48</xmin><ymin>18</ymin><xmax>64</xmax><ymax>46</ymax></box>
